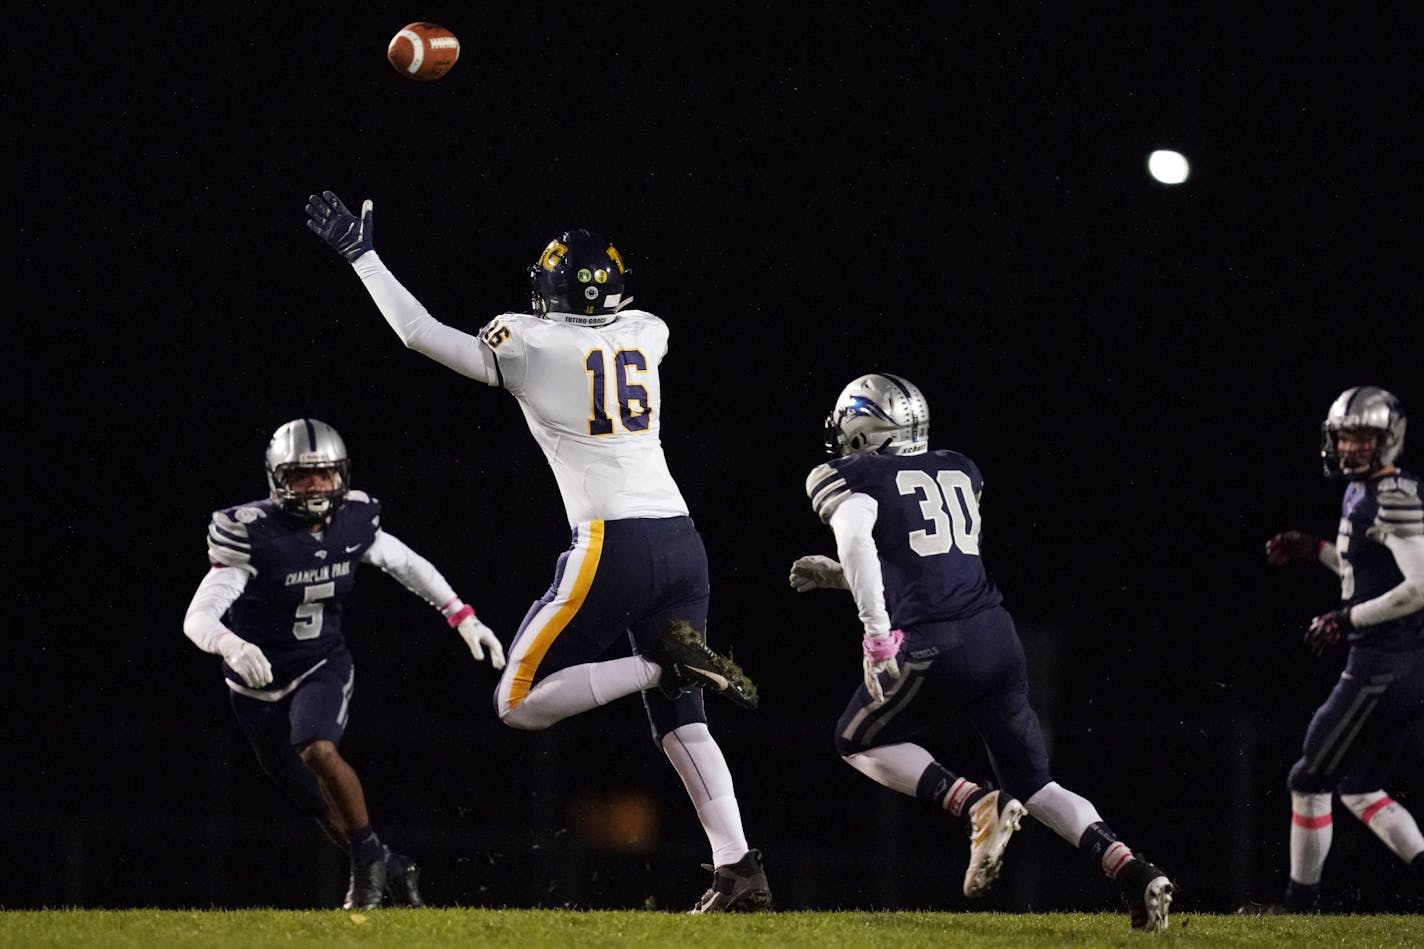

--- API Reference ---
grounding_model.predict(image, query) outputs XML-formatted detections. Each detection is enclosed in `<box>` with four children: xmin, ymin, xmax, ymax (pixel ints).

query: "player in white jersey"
<box><xmin>305</xmin><ymin>191</ymin><xmax>770</xmax><ymax>912</ymax></box>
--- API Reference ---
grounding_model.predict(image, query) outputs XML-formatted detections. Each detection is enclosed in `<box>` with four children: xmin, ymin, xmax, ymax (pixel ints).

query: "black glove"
<box><xmin>1305</xmin><ymin>609</ymin><xmax>1352</xmax><ymax>657</ymax></box>
<box><xmin>305</xmin><ymin>190</ymin><xmax>374</xmax><ymax>262</ymax></box>
<box><xmin>1265</xmin><ymin>531</ymin><xmax>1323</xmax><ymax>567</ymax></box>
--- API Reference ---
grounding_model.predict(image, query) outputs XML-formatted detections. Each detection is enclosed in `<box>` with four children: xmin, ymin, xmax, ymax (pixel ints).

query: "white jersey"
<box><xmin>478</xmin><ymin>309</ymin><xmax>689</xmax><ymax>526</ymax></box>
<box><xmin>353</xmin><ymin>251</ymin><xmax>688</xmax><ymax>527</ymax></box>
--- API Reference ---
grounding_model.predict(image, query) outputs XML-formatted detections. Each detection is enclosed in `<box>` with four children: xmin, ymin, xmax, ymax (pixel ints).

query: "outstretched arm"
<box><xmin>306</xmin><ymin>190</ymin><xmax>500</xmax><ymax>385</ymax></box>
<box><xmin>362</xmin><ymin>530</ymin><xmax>505</xmax><ymax>668</ymax></box>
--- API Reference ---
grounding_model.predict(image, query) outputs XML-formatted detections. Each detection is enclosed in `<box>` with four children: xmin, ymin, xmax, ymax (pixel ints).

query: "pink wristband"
<box><xmin>863</xmin><ymin>629</ymin><xmax>904</xmax><ymax>662</ymax></box>
<box><xmin>445</xmin><ymin>603</ymin><xmax>475</xmax><ymax>628</ymax></box>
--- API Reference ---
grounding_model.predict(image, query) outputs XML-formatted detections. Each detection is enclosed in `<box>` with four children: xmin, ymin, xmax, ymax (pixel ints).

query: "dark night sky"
<box><xmin>4</xmin><ymin>2</ymin><xmax>1422</xmax><ymax>910</ymax></box>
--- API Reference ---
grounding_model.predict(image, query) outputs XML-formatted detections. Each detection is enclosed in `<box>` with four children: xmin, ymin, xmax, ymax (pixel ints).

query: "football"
<box><xmin>386</xmin><ymin>22</ymin><xmax>460</xmax><ymax>82</ymax></box>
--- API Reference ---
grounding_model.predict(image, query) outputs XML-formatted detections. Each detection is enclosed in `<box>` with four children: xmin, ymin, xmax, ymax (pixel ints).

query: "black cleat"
<box><xmin>343</xmin><ymin>857</ymin><xmax>387</xmax><ymax>910</ymax></box>
<box><xmin>1119</xmin><ymin>858</ymin><xmax>1173</xmax><ymax>932</ymax></box>
<box><xmin>689</xmin><ymin>848</ymin><xmax>773</xmax><ymax>914</ymax></box>
<box><xmin>1237</xmin><ymin>884</ymin><xmax>1320</xmax><ymax>916</ymax></box>
<box><xmin>648</xmin><ymin>621</ymin><xmax>759</xmax><ymax>710</ymax></box>
<box><xmin>384</xmin><ymin>852</ymin><xmax>425</xmax><ymax>907</ymax></box>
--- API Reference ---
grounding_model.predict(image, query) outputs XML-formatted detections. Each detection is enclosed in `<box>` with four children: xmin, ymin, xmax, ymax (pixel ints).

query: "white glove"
<box><xmin>458</xmin><ymin>615</ymin><xmax>506</xmax><ymax>670</ymax></box>
<box><xmin>861</xmin><ymin>630</ymin><xmax>904</xmax><ymax>703</ymax></box>
<box><xmin>789</xmin><ymin>554</ymin><xmax>849</xmax><ymax>592</ymax></box>
<box><xmin>216</xmin><ymin>632</ymin><xmax>273</xmax><ymax>688</ymax></box>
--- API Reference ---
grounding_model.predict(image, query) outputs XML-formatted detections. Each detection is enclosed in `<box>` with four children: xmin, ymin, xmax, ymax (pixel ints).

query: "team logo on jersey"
<box><xmin>234</xmin><ymin>507</ymin><xmax>264</xmax><ymax>524</ymax></box>
<box><xmin>314</xmin><ymin>550</ymin><xmax>328</xmax><ymax>560</ymax></box>
<box><xmin>285</xmin><ymin>560</ymin><xmax>352</xmax><ymax>586</ymax></box>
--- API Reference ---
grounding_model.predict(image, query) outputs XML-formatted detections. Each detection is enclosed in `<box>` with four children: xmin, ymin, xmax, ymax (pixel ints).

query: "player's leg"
<box><xmin>229</xmin><ymin>689</ymin><xmax>368</xmax><ymax>870</ymax></box>
<box><xmin>833</xmin><ymin>631</ymin><xmax>1022</xmax><ymax>899</ymax></box>
<box><xmin>967</xmin><ymin>607</ymin><xmax>1171</xmax><ymax>931</ymax></box>
<box><xmin>1255</xmin><ymin>647</ymin><xmax>1406</xmax><ymax>913</ymax></box>
<box><xmin>230</xmin><ymin>688</ymin><xmax>333</xmax><ymax>826</ymax></box>
<box><xmin>495</xmin><ymin>521</ymin><xmax>663</xmax><ymax>729</ymax></box>
<box><xmin>634</xmin><ymin>518</ymin><xmax>769</xmax><ymax>913</ymax></box>
<box><xmin>288</xmin><ymin>657</ymin><xmax>419</xmax><ymax>909</ymax></box>
<box><xmin>1336</xmin><ymin>648</ymin><xmax>1424</xmax><ymax>888</ymax></box>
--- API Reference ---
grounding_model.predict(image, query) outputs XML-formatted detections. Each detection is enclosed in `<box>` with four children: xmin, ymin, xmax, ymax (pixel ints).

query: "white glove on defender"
<box><xmin>216</xmin><ymin>632</ymin><xmax>273</xmax><ymax>688</ymax></box>
<box><xmin>458</xmin><ymin>615</ymin><xmax>506</xmax><ymax>670</ymax></box>
<box><xmin>862</xmin><ymin>630</ymin><xmax>904</xmax><ymax>703</ymax></box>
<box><xmin>789</xmin><ymin>555</ymin><xmax>850</xmax><ymax>592</ymax></box>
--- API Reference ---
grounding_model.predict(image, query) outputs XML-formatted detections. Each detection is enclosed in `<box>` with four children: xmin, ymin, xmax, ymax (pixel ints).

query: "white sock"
<box><xmin>663</xmin><ymin>723</ymin><xmax>748</xmax><ymax>865</ymax></box>
<box><xmin>501</xmin><ymin>656</ymin><xmax>659</xmax><ymax>729</ymax></box>
<box><xmin>1289</xmin><ymin>791</ymin><xmax>1333</xmax><ymax>885</ymax></box>
<box><xmin>1341</xmin><ymin>790</ymin><xmax>1424</xmax><ymax>863</ymax></box>
<box><xmin>841</xmin><ymin>743</ymin><xmax>935</xmax><ymax>797</ymax></box>
<box><xmin>1024</xmin><ymin>781</ymin><xmax>1103</xmax><ymax>846</ymax></box>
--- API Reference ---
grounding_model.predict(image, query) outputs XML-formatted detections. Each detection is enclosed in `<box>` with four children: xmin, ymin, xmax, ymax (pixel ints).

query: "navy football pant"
<box><xmin>835</xmin><ymin>606</ymin><xmax>1053</xmax><ymax>801</ymax></box>
<box><xmin>1288</xmin><ymin>644</ymin><xmax>1424</xmax><ymax>794</ymax></box>
<box><xmin>229</xmin><ymin>653</ymin><xmax>355</xmax><ymax>817</ymax></box>
<box><xmin>495</xmin><ymin>516</ymin><xmax>708</xmax><ymax>739</ymax></box>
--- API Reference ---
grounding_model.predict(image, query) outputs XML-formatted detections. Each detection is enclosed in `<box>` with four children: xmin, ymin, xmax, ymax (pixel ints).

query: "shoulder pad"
<box><xmin>342</xmin><ymin>491</ymin><xmax>382</xmax><ymax>530</ymax></box>
<box><xmin>207</xmin><ymin>505</ymin><xmax>266</xmax><ymax>568</ymax></box>
<box><xmin>806</xmin><ymin>458</ymin><xmax>857</xmax><ymax>524</ymax></box>
<box><xmin>1375</xmin><ymin>476</ymin><xmax>1423</xmax><ymax>537</ymax></box>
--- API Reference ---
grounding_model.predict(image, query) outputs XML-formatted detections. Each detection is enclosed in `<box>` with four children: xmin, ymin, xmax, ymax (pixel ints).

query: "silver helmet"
<box><xmin>825</xmin><ymin>373</ymin><xmax>929</xmax><ymax>457</ymax></box>
<box><xmin>265</xmin><ymin>418</ymin><xmax>351</xmax><ymax>521</ymax></box>
<box><xmin>1320</xmin><ymin>385</ymin><xmax>1406</xmax><ymax>479</ymax></box>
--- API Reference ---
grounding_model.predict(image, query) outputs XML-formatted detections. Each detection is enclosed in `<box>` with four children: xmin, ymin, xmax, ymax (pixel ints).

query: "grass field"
<box><xmin>2</xmin><ymin>909</ymin><xmax>1422</xmax><ymax>948</ymax></box>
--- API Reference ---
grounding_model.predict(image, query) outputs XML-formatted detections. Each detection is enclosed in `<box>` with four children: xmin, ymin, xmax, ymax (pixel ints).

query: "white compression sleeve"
<box><xmin>842</xmin><ymin>743</ymin><xmax>936</xmax><ymax>798</ymax></box>
<box><xmin>183</xmin><ymin>566</ymin><xmax>251</xmax><ymax>654</ymax></box>
<box><xmin>1318</xmin><ymin>542</ymin><xmax>1341</xmax><ymax>576</ymax></box>
<box><xmin>361</xmin><ymin>530</ymin><xmax>458</xmax><ymax>611</ymax></box>
<box><xmin>1024</xmin><ymin>781</ymin><xmax>1104</xmax><ymax>846</ymax></box>
<box><xmin>829</xmin><ymin>493</ymin><xmax>891</xmax><ymax>634</ymax></box>
<box><xmin>1350</xmin><ymin>532</ymin><xmax>1424</xmax><ymax>627</ymax></box>
<box><xmin>663</xmin><ymin>722</ymin><xmax>749</xmax><ymax>865</ymax></box>
<box><xmin>352</xmin><ymin>251</ymin><xmax>500</xmax><ymax>385</ymax></box>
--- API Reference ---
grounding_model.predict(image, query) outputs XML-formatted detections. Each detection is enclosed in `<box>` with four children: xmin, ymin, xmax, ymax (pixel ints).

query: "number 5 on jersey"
<box><xmin>897</xmin><ymin>470</ymin><xmax>982</xmax><ymax>557</ymax></box>
<box><xmin>586</xmin><ymin>348</ymin><xmax>651</xmax><ymax>435</ymax></box>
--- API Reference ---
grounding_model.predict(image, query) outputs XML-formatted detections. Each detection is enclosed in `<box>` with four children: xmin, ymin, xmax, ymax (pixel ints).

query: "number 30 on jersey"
<box><xmin>897</xmin><ymin>469</ymin><xmax>981</xmax><ymax>556</ymax></box>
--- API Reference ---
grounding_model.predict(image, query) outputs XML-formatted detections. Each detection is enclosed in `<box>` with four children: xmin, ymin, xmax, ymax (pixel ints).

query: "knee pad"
<box><xmin>1340</xmin><ymin>790</ymin><xmax>1387</xmax><ymax>821</ymax></box>
<box><xmin>1291</xmin><ymin>790</ymin><xmax>1333</xmax><ymax>818</ymax></box>
<box><xmin>642</xmin><ymin>686</ymin><xmax>706</xmax><ymax>742</ymax></box>
<box><xmin>1287</xmin><ymin>759</ymin><xmax>1333</xmax><ymax>794</ymax></box>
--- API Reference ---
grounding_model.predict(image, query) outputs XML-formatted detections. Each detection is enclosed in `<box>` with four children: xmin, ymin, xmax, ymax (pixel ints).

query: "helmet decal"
<box><xmin>538</xmin><ymin>240</ymin><xmax>568</xmax><ymax>272</ymax></box>
<box><xmin>825</xmin><ymin>373</ymin><xmax>930</xmax><ymax>457</ymax></box>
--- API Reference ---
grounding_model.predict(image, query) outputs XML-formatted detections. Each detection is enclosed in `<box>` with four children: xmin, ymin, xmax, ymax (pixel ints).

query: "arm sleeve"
<box><xmin>1349</xmin><ymin>532</ymin><xmax>1424</xmax><ymax>627</ymax></box>
<box><xmin>828</xmin><ymin>493</ymin><xmax>892</xmax><ymax>635</ymax></box>
<box><xmin>351</xmin><ymin>251</ymin><xmax>500</xmax><ymax>385</ymax></box>
<box><xmin>183</xmin><ymin>566</ymin><xmax>251</xmax><ymax>654</ymax></box>
<box><xmin>361</xmin><ymin>529</ymin><xmax>460</xmax><ymax>612</ymax></box>
<box><xmin>1319</xmin><ymin>541</ymin><xmax>1341</xmax><ymax>576</ymax></box>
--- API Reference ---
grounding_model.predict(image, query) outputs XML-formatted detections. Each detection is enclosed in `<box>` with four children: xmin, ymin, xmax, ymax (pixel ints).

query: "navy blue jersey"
<box><xmin>1337</xmin><ymin>469</ymin><xmax>1424</xmax><ymax>649</ymax></box>
<box><xmin>808</xmin><ymin>449</ymin><xmax>1002</xmax><ymax>627</ymax></box>
<box><xmin>205</xmin><ymin>491</ymin><xmax>383</xmax><ymax>685</ymax></box>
